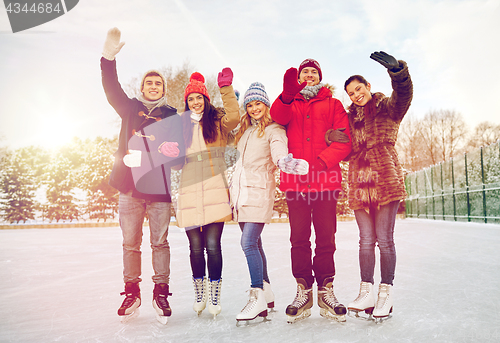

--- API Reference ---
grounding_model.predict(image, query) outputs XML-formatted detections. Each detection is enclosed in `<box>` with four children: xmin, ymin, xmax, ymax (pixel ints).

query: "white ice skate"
<box><xmin>263</xmin><ymin>281</ymin><xmax>275</xmax><ymax>312</ymax></box>
<box><xmin>317</xmin><ymin>278</ymin><xmax>347</xmax><ymax>322</ymax></box>
<box><xmin>236</xmin><ymin>288</ymin><xmax>269</xmax><ymax>326</ymax></box>
<box><xmin>118</xmin><ymin>283</ymin><xmax>141</xmax><ymax>323</ymax></box>
<box><xmin>373</xmin><ymin>283</ymin><xmax>393</xmax><ymax>324</ymax></box>
<box><xmin>192</xmin><ymin>277</ymin><xmax>207</xmax><ymax>316</ymax></box>
<box><xmin>285</xmin><ymin>278</ymin><xmax>313</xmax><ymax>323</ymax></box>
<box><xmin>347</xmin><ymin>281</ymin><xmax>375</xmax><ymax>321</ymax></box>
<box><xmin>207</xmin><ymin>278</ymin><xmax>222</xmax><ymax>319</ymax></box>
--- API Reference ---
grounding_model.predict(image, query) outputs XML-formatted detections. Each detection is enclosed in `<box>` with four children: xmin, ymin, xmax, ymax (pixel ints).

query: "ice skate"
<box><xmin>263</xmin><ymin>281</ymin><xmax>275</xmax><ymax>312</ymax></box>
<box><xmin>373</xmin><ymin>283</ymin><xmax>393</xmax><ymax>323</ymax></box>
<box><xmin>347</xmin><ymin>281</ymin><xmax>375</xmax><ymax>321</ymax></box>
<box><xmin>285</xmin><ymin>278</ymin><xmax>313</xmax><ymax>323</ymax></box>
<box><xmin>207</xmin><ymin>278</ymin><xmax>222</xmax><ymax>319</ymax></box>
<box><xmin>192</xmin><ymin>277</ymin><xmax>207</xmax><ymax>316</ymax></box>
<box><xmin>152</xmin><ymin>283</ymin><xmax>172</xmax><ymax>325</ymax></box>
<box><xmin>317</xmin><ymin>277</ymin><xmax>347</xmax><ymax>322</ymax></box>
<box><xmin>118</xmin><ymin>282</ymin><xmax>141</xmax><ymax>323</ymax></box>
<box><xmin>193</xmin><ymin>276</ymin><xmax>208</xmax><ymax>316</ymax></box>
<box><xmin>236</xmin><ymin>288</ymin><xmax>269</xmax><ymax>326</ymax></box>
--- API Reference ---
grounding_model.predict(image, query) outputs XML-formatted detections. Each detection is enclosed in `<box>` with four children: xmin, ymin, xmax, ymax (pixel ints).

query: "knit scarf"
<box><xmin>300</xmin><ymin>83</ymin><xmax>323</xmax><ymax>100</ymax></box>
<box><xmin>137</xmin><ymin>94</ymin><xmax>168</xmax><ymax>113</ymax></box>
<box><xmin>190</xmin><ymin>111</ymin><xmax>203</xmax><ymax>122</ymax></box>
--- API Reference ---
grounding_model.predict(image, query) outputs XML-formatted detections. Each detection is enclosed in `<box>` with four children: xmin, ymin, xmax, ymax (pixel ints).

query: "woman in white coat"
<box><xmin>230</xmin><ymin>82</ymin><xmax>309</xmax><ymax>323</ymax></box>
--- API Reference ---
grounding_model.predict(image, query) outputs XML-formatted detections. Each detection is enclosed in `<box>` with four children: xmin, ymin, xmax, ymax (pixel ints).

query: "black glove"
<box><xmin>325</xmin><ymin>128</ymin><xmax>349</xmax><ymax>146</ymax></box>
<box><xmin>370</xmin><ymin>51</ymin><xmax>400</xmax><ymax>71</ymax></box>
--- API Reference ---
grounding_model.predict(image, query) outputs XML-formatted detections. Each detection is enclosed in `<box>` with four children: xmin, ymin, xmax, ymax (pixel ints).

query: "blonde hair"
<box><xmin>234</xmin><ymin>106</ymin><xmax>273</xmax><ymax>145</ymax></box>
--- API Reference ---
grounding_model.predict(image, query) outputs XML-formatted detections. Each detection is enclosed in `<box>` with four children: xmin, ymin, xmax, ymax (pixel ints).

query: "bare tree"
<box><xmin>415</xmin><ymin>112</ymin><xmax>441</xmax><ymax>166</ymax></box>
<box><xmin>396</xmin><ymin>113</ymin><xmax>425</xmax><ymax>172</ymax></box>
<box><xmin>417</xmin><ymin>109</ymin><xmax>468</xmax><ymax>165</ymax></box>
<box><xmin>466</xmin><ymin>121</ymin><xmax>500</xmax><ymax>151</ymax></box>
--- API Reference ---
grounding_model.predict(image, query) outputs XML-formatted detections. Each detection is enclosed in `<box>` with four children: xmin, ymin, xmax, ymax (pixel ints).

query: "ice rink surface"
<box><xmin>1</xmin><ymin>218</ymin><xmax>499</xmax><ymax>343</ymax></box>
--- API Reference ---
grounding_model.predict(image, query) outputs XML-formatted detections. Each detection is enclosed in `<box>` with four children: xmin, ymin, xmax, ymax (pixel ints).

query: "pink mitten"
<box><xmin>217</xmin><ymin>67</ymin><xmax>233</xmax><ymax>88</ymax></box>
<box><xmin>159</xmin><ymin>142</ymin><xmax>180</xmax><ymax>157</ymax></box>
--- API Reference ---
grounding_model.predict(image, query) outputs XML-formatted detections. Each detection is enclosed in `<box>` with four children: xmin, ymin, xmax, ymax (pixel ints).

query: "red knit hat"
<box><xmin>298</xmin><ymin>58</ymin><xmax>322</xmax><ymax>81</ymax></box>
<box><xmin>184</xmin><ymin>72</ymin><xmax>210</xmax><ymax>102</ymax></box>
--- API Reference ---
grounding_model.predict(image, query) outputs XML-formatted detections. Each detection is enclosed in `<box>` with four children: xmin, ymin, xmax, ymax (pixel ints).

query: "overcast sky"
<box><xmin>1</xmin><ymin>0</ymin><xmax>499</xmax><ymax>150</ymax></box>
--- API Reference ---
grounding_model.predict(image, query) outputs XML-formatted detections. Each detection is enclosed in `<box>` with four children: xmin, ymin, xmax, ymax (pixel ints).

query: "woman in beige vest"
<box><xmin>176</xmin><ymin>69</ymin><xmax>239</xmax><ymax>318</ymax></box>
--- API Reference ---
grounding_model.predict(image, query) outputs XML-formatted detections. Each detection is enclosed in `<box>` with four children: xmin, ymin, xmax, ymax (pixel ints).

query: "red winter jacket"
<box><xmin>270</xmin><ymin>87</ymin><xmax>351</xmax><ymax>193</ymax></box>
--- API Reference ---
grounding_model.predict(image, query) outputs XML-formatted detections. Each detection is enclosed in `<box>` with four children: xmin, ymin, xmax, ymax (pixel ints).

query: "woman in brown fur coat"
<box><xmin>326</xmin><ymin>51</ymin><xmax>412</xmax><ymax>322</ymax></box>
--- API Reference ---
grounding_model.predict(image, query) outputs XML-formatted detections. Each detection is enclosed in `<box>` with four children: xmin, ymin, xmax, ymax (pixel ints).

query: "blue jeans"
<box><xmin>354</xmin><ymin>200</ymin><xmax>400</xmax><ymax>285</ymax></box>
<box><xmin>185</xmin><ymin>222</ymin><xmax>224</xmax><ymax>281</ymax></box>
<box><xmin>239</xmin><ymin>222</ymin><xmax>270</xmax><ymax>290</ymax></box>
<box><xmin>286</xmin><ymin>191</ymin><xmax>339</xmax><ymax>288</ymax></box>
<box><xmin>119</xmin><ymin>192</ymin><xmax>171</xmax><ymax>284</ymax></box>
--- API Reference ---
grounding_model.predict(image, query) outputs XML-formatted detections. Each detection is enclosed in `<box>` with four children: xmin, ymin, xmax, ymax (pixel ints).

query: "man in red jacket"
<box><xmin>270</xmin><ymin>59</ymin><xmax>351</xmax><ymax>323</ymax></box>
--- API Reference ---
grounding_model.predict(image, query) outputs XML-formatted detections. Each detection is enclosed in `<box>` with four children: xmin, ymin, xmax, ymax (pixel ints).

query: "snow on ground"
<box><xmin>1</xmin><ymin>219</ymin><xmax>499</xmax><ymax>343</ymax></box>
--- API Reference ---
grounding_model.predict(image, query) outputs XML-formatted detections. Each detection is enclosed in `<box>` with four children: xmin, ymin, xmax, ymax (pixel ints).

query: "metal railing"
<box><xmin>405</xmin><ymin>141</ymin><xmax>500</xmax><ymax>224</ymax></box>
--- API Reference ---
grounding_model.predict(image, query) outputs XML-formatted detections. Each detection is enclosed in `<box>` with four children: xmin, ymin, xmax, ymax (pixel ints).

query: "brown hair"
<box><xmin>183</xmin><ymin>95</ymin><xmax>220</xmax><ymax>146</ymax></box>
<box><xmin>141</xmin><ymin>71</ymin><xmax>166</xmax><ymax>97</ymax></box>
<box><xmin>344</xmin><ymin>75</ymin><xmax>369</xmax><ymax>92</ymax></box>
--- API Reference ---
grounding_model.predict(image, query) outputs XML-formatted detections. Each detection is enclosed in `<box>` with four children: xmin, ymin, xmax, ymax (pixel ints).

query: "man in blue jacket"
<box><xmin>100</xmin><ymin>27</ymin><xmax>184</xmax><ymax>324</ymax></box>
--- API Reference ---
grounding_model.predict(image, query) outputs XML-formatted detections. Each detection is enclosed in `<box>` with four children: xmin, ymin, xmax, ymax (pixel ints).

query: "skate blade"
<box><xmin>236</xmin><ymin>314</ymin><xmax>270</xmax><ymax>327</ymax></box>
<box><xmin>119</xmin><ymin>308</ymin><xmax>140</xmax><ymax>323</ymax></box>
<box><xmin>374</xmin><ymin>314</ymin><xmax>392</xmax><ymax>324</ymax></box>
<box><xmin>373</xmin><ymin>306</ymin><xmax>393</xmax><ymax>324</ymax></box>
<box><xmin>155</xmin><ymin>314</ymin><xmax>168</xmax><ymax>325</ymax></box>
<box><xmin>347</xmin><ymin>308</ymin><xmax>374</xmax><ymax>321</ymax></box>
<box><xmin>319</xmin><ymin>308</ymin><xmax>346</xmax><ymax>322</ymax></box>
<box><xmin>286</xmin><ymin>309</ymin><xmax>311</xmax><ymax>324</ymax></box>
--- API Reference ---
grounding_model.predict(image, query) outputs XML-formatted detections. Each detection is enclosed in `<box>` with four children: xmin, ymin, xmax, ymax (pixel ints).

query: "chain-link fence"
<box><xmin>405</xmin><ymin>141</ymin><xmax>500</xmax><ymax>224</ymax></box>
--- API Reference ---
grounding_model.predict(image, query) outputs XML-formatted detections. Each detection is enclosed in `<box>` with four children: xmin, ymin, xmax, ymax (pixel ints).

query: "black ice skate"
<box><xmin>118</xmin><ymin>282</ymin><xmax>141</xmax><ymax>323</ymax></box>
<box><xmin>317</xmin><ymin>277</ymin><xmax>347</xmax><ymax>322</ymax></box>
<box><xmin>285</xmin><ymin>278</ymin><xmax>313</xmax><ymax>323</ymax></box>
<box><xmin>152</xmin><ymin>283</ymin><xmax>172</xmax><ymax>325</ymax></box>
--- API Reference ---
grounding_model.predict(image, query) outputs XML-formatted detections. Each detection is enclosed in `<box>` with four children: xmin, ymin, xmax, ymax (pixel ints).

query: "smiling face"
<box><xmin>187</xmin><ymin>92</ymin><xmax>205</xmax><ymax>114</ymax></box>
<box><xmin>246</xmin><ymin>100</ymin><xmax>268</xmax><ymax>121</ymax></box>
<box><xmin>346</xmin><ymin>79</ymin><xmax>372</xmax><ymax>107</ymax></box>
<box><xmin>299</xmin><ymin>67</ymin><xmax>320</xmax><ymax>86</ymax></box>
<box><xmin>141</xmin><ymin>75</ymin><xmax>164</xmax><ymax>101</ymax></box>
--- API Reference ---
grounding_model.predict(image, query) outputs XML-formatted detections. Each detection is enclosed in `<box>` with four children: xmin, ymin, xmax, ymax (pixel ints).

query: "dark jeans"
<box><xmin>286</xmin><ymin>191</ymin><xmax>339</xmax><ymax>288</ymax></box>
<box><xmin>185</xmin><ymin>222</ymin><xmax>224</xmax><ymax>281</ymax></box>
<box><xmin>354</xmin><ymin>200</ymin><xmax>399</xmax><ymax>285</ymax></box>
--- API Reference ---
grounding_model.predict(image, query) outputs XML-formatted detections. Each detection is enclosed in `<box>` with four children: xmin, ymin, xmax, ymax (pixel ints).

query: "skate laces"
<box><xmin>210</xmin><ymin>280</ymin><xmax>222</xmax><ymax>305</ymax></box>
<box><xmin>354</xmin><ymin>283</ymin><xmax>371</xmax><ymax>303</ymax></box>
<box><xmin>375</xmin><ymin>285</ymin><xmax>390</xmax><ymax>310</ymax></box>
<box><xmin>193</xmin><ymin>278</ymin><xmax>205</xmax><ymax>302</ymax></box>
<box><xmin>291</xmin><ymin>285</ymin><xmax>311</xmax><ymax>308</ymax></box>
<box><xmin>319</xmin><ymin>286</ymin><xmax>339</xmax><ymax>306</ymax></box>
<box><xmin>240</xmin><ymin>289</ymin><xmax>258</xmax><ymax>313</ymax></box>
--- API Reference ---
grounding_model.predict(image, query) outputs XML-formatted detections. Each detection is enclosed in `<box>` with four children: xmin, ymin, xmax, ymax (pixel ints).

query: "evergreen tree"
<box><xmin>78</xmin><ymin>137</ymin><xmax>118</xmax><ymax>222</ymax></box>
<box><xmin>0</xmin><ymin>150</ymin><xmax>38</xmax><ymax>223</ymax></box>
<box><xmin>44</xmin><ymin>154</ymin><xmax>80</xmax><ymax>222</ymax></box>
